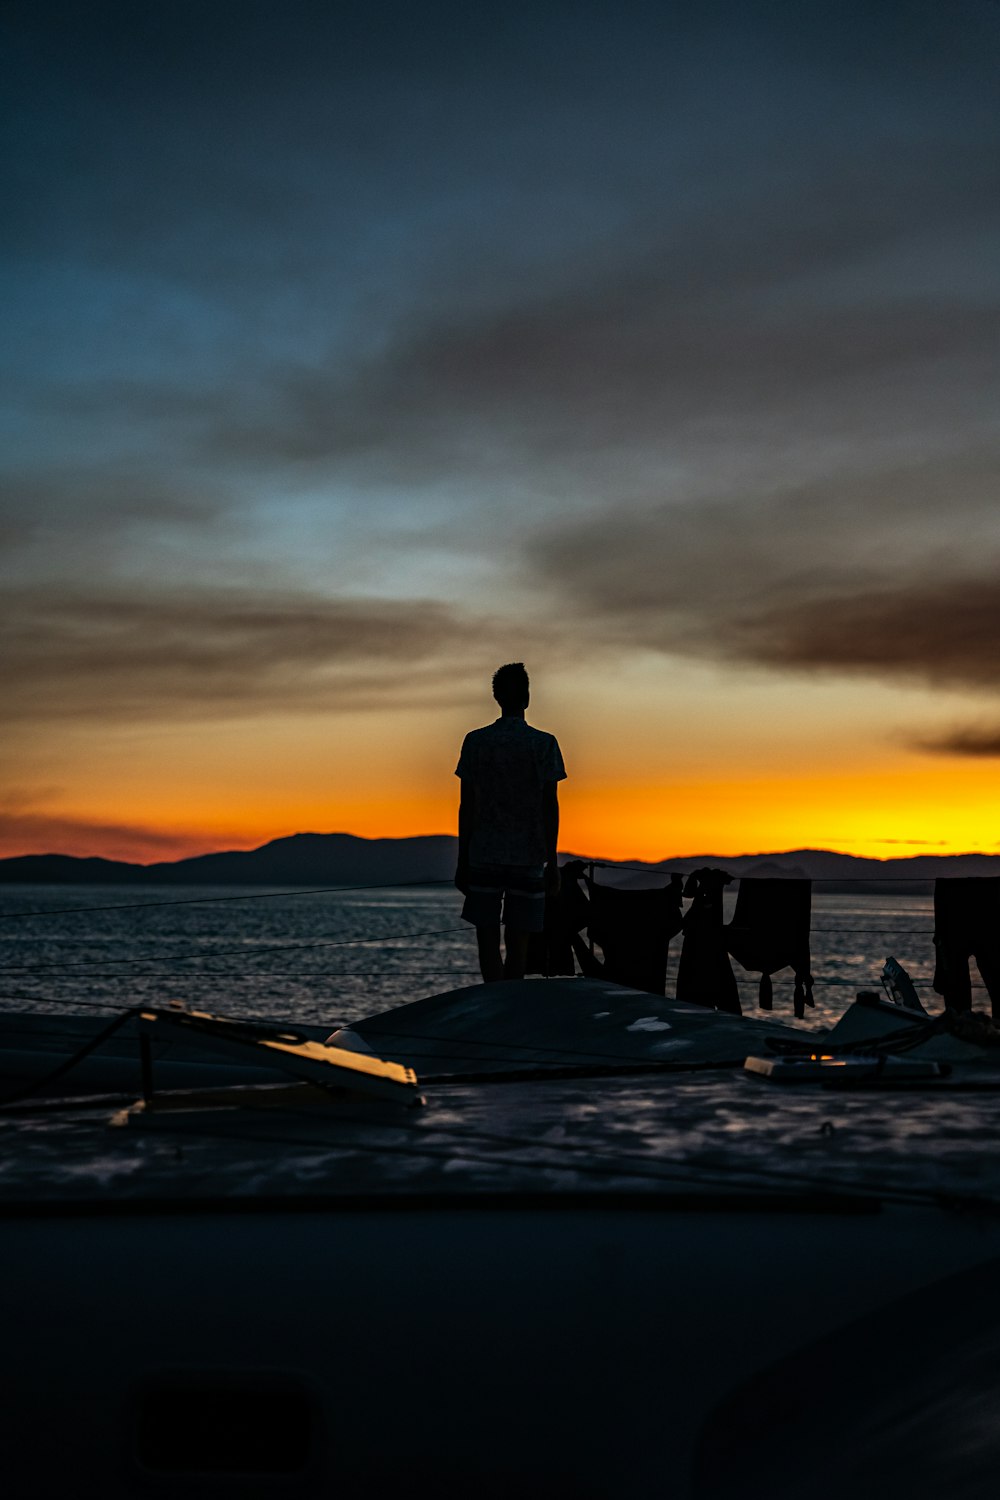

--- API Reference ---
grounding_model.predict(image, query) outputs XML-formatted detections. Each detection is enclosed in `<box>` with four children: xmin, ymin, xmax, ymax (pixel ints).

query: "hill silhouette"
<box><xmin>0</xmin><ymin>833</ymin><xmax>457</xmax><ymax>887</ymax></box>
<box><xmin>1</xmin><ymin>832</ymin><xmax>999</xmax><ymax>892</ymax></box>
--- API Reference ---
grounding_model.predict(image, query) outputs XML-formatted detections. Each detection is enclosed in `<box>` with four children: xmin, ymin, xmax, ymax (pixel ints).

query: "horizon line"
<box><xmin>2</xmin><ymin>829</ymin><xmax>1000</xmax><ymax>870</ymax></box>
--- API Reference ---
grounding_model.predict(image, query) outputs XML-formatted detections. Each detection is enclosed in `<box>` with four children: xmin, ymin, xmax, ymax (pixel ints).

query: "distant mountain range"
<box><xmin>1</xmin><ymin>832</ymin><xmax>999</xmax><ymax>893</ymax></box>
<box><xmin>0</xmin><ymin>833</ymin><xmax>457</xmax><ymax>888</ymax></box>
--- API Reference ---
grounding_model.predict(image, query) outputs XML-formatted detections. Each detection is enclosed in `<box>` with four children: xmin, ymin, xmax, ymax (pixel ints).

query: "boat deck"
<box><xmin>3</xmin><ymin>977</ymin><xmax>1000</xmax><ymax>1211</ymax></box>
<box><xmin>6</xmin><ymin>980</ymin><xmax>1000</xmax><ymax>1498</ymax></box>
<box><xmin>5</xmin><ymin>1053</ymin><xmax>1000</xmax><ymax>1212</ymax></box>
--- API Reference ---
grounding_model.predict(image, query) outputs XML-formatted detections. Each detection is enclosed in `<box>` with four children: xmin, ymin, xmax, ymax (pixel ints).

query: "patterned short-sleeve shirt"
<box><xmin>456</xmin><ymin>717</ymin><xmax>567</xmax><ymax>867</ymax></box>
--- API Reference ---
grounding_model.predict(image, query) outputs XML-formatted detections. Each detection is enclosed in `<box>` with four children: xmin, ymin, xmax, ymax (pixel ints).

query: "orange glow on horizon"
<box><xmin>4</xmin><ymin>687</ymin><xmax>999</xmax><ymax>865</ymax></box>
<box><xmin>5</xmin><ymin>757</ymin><xmax>999</xmax><ymax>866</ymax></box>
<box><xmin>562</xmin><ymin>764</ymin><xmax>1000</xmax><ymax>862</ymax></box>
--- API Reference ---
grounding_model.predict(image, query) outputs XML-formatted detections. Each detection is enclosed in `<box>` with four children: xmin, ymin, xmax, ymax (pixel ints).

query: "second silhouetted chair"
<box><xmin>582</xmin><ymin>873</ymin><xmax>684</xmax><ymax>996</ymax></box>
<box><xmin>725</xmin><ymin>877</ymin><xmax>814</xmax><ymax>1019</ymax></box>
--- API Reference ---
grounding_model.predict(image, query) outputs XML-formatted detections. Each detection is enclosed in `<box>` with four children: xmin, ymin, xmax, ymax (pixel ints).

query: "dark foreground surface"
<box><xmin>5</xmin><ymin>980</ymin><xmax>1000</xmax><ymax>1497</ymax></box>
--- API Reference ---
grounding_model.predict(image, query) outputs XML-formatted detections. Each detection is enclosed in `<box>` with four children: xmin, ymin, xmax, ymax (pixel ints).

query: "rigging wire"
<box><xmin>0</xmin><ymin>1007</ymin><xmax>140</xmax><ymax>1109</ymax></box>
<box><xmin>0</xmin><ymin>965</ymin><xmax>459</xmax><ymax>984</ymax></box>
<box><xmin>0</xmin><ymin>873</ymin><xmax>991</xmax><ymax>1021</ymax></box>
<box><xmin>0</xmin><ymin>862</ymin><xmax>970</xmax><ymax>929</ymax></box>
<box><xmin>0</xmin><ymin>876</ymin><xmax>455</xmax><ymax>922</ymax></box>
<box><xmin>7</xmin><ymin>1006</ymin><xmax>999</xmax><ymax>1212</ymax></box>
<box><xmin>0</xmin><ymin>925</ymin><xmax>466</xmax><ymax>973</ymax></box>
<box><xmin>0</xmin><ymin>999</ymin><xmax>751</xmax><ymax>1082</ymax></box>
<box><xmin>0</xmin><ymin>971</ymin><xmax>984</xmax><ymax>989</ymax></box>
<box><xmin>0</xmin><ymin>914</ymin><xmax>951</xmax><ymax>975</ymax></box>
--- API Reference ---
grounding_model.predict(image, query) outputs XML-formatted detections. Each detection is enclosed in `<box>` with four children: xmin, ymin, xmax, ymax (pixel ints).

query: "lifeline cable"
<box><xmin>0</xmin><ymin>925</ymin><xmax>467</xmax><ymax>973</ymax></box>
<box><xmin>0</xmin><ymin>1006</ymin><xmax>139</xmax><ymax>1108</ymax></box>
<box><xmin>0</xmin><ymin>866</ymin><xmax>968</xmax><ymax>927</ymax></box>
<box><xmin>0</xmin><ymin>876</ymin><xmax>455</xmax><ymax>922</ymax></box>
<box><xmin>3</xmin><ymin>971</ymin><xmax>981</xmax><ymax>990</ymax></box>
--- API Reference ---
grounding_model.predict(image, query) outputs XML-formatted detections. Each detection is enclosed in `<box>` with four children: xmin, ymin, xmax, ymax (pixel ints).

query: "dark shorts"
<box><xmin>461</xmin><ymin>864</ymin><xmax>546</xmax><ymax>933</ymax></box>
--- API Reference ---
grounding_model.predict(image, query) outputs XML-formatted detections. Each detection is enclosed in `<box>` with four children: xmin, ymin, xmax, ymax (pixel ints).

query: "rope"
<box><xmin>0</xmin><ymin>973</ymin><xmax>481</xmax><ymax>987</ymax></box>
<box><xmin>0</xmin><ymin>877</ymin><xmax>454</xmax><ymax>922</ymax></box>
<box><xmin>0</xmin><ymin>1005</ymin><xmax>748</xmax><ymax>1093</ymax></box>
<box><xmin>0</xmin><ymin>874</ymin><xmax>991</xmax><ymax>1026</ymax></box>
<box><xmin>0</xmin><ymin>1007</ymin><xmax>139</xmax><ymax>1108</ymax></box>
<box><xmin>0</xmin><ymin>865</ymin><xmax>982</xmax><ymax>929</ymax></box>
<box><xmin>0</xmin><ymin>926</ymin><xmax>466</xmax><ymax>974</ymax></box>
<box><xmin>0</xmin><ymin>990</ymin><xmax>133</xmax><ymax>1013</ymax></box>
<box><xmin>1</xmin><ymin>972</ymin><xmax>984</xmax><ymax>990</ymax></box>
<box><xmin>587</xmin><ymin>860</ymin><xmax>979</xmax><ymax>883</ymax></box>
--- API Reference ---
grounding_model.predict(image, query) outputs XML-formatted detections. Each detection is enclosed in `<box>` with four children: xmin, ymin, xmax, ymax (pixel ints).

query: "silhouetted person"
<box><xmin>455</xmin><ymin>662</ymin><xmax>566</xmax><ymax>982</ymax></box>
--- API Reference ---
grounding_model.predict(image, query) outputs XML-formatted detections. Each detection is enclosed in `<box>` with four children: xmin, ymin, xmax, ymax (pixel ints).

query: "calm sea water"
<box><xmin>0</xmin><ymin>883</ymin><xmax>952</xmax><ymax>1032</ymax></box>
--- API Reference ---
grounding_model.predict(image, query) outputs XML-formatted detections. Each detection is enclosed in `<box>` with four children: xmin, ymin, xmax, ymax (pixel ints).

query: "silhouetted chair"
<box><xmin>676</xmin><ymin>868</ymin><xmax>741</xmax><ymax>1015</ymax></box>
<box><xmin>525</xmin><ymin>860</ymin><xmax>591</xmax><ymax>977</ymax></box>
<box><xmin>578</xmin><ymin>873</ymin><xmax>684</xmax><ymax>996</ymax></box>
<box><xmin>725</xmin><ymin>877</ymin><xmax>814</xmax><ymax>1019</ymax></box>
<box><xmin>933</xmin><ymin>877</ymin><xmax>1000</xmax><ymax>1018</ymax></box>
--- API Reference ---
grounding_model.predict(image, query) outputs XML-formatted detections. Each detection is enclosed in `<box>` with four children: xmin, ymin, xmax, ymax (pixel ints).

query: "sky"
<box><xmin>2</xmin><ymin>0</ymin><xmax>1000</xmax><ymax>864</ymax></box>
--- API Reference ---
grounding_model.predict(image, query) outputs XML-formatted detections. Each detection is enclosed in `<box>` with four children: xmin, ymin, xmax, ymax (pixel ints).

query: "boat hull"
<box><xmin>3</xmin><ymin>1198</ymin><xmax>1000</xmax><ymax>1497</ymax></box>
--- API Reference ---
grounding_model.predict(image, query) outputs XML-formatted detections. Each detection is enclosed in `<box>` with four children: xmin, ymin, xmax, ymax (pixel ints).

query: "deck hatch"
<box><xmin>137</xmin><ymin>1007</ymin><xmax>419</xmax><ymax>1102</ymax></box>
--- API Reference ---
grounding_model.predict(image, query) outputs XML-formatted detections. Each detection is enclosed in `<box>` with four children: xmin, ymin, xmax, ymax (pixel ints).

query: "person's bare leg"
<box><xmin>503</xmin><ymin>926</ymin><xmax>530</xmax><ymax>980</ymax></box>
<box><xmin>476</xmin><ymin>924</ymin><xmax>504</xmax><ymax>983</ymax></box>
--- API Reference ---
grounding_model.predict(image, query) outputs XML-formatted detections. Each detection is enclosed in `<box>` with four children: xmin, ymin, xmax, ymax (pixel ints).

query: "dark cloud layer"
<box><xmin>532</xmin><ymin>460</ymin><xmax>1000</xmax><ymax>617</ymax></box>
<box><xmin>0</xmin><ymin>587</ymin><xmax>494</xmax><ymax>721</ymax></box>
<box><xmin>3</xmin><ymin>0</ymin><xmax>999</xmax><ymax>774</ymax></box>
<box><xmin>206</xmin><ymin>280</ymin><xmax>999</xmax><ymax>481</ymax></box>
<box><xmin>0</xmin><ymin>468</ymin><xmax>234</xmax><ymax>555</ymax></box>
<box><xmin>529</xmin><ymin>469</ymin><xmax>1000</xmax><ymax>751</ymax></box>
<box><xmin>724</xmin><ymin>575</ymin><xmax>1000</xmax><ymax>692</ymax></box>
<box><xmin>40</xmin><ymin>156</ymin><xmax>997</xmax><ymax>489</ymax></box>
<box><xmin>909</xmin><ymin>726</ymin><xmax>1000</xmax><ymax>757</ymax></box>
<box><xmin>5</xmin><ymin>0</ymin><xmax>998</xmax><ymax>494</ymax></box>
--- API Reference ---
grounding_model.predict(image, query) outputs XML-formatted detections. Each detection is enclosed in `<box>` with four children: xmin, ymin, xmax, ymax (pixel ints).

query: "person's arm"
<box><xmin>456</xmin><ymin>779</ymin><xmax>473</xmax><ymax>893</ymax></box>
<box><xmin>543</xmin><ymin>781</ymin><xmax>560</xmax><ymax>895</ymax></box>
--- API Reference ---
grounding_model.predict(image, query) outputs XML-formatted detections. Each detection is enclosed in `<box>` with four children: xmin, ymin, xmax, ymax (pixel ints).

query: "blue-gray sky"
<box><xmin>3</xmin><ymin>0</ymin><xmax>1000</xmax><ymax>859</ymax></box>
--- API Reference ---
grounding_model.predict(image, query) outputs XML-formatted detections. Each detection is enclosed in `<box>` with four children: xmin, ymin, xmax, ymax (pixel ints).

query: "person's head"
<box><xmin>492</xmin><ymin>661</ymin><xmax>529</xmax><ymax>715</ymax></box>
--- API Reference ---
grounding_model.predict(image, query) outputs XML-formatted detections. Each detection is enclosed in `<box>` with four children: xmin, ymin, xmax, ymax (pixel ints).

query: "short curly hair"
<box><xmin>492</xmin><ymin>661</ymin><xmax>529</xmax><ymax>706</ymax></box>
